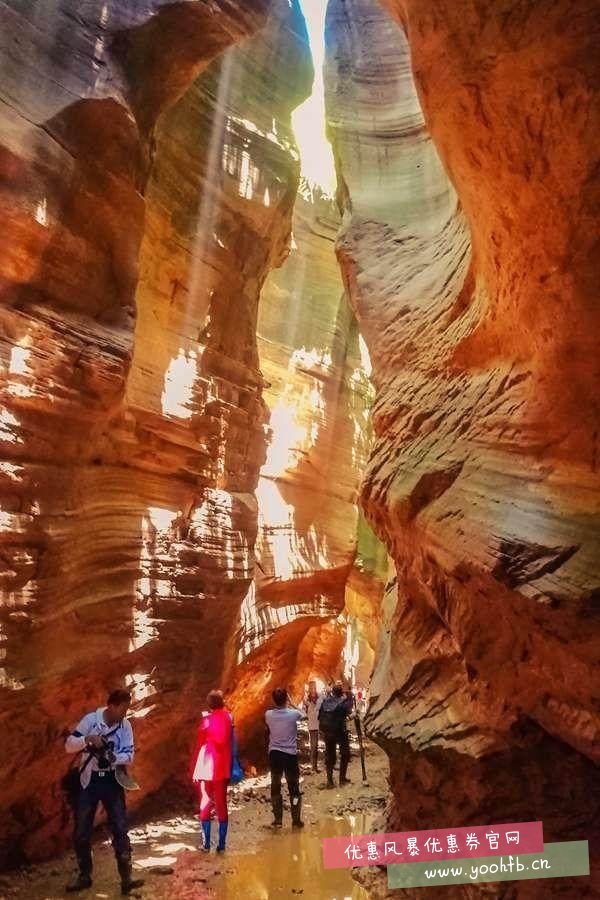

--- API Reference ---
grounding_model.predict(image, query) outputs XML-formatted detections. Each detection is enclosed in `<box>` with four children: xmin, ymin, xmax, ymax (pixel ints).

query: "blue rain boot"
<box><xmin>216</xmin><ymin>821</ymin><xmax>228</xmax><ymax>853</ymax></box>
<box><xmin>201</xmin><ymin>820</ymin><xmax>211</xmax><ymax>852</ymax></box>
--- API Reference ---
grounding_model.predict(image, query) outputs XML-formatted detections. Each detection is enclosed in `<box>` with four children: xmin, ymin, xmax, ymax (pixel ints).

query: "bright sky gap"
<box><xmin>294</xmin><ymin>0</ymin><xmax>337</xmax><ymax>197</ymax></box>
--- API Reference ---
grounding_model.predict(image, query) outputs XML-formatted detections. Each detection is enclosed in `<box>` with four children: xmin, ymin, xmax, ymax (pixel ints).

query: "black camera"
<box><xmin>92</xmin><ymin>738</ymin><xmax>116</xmax><ymax>770</ymax></box>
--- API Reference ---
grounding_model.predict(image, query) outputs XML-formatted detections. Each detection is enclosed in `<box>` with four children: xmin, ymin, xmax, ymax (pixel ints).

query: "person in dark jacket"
<box><xmin>318</xmin><ymin>680</ymin><xmax>354</xmax><ymax>788</ymax></box>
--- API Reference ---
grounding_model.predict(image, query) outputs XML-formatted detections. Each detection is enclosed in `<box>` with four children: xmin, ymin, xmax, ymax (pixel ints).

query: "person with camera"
<box><xmin>64</xmin><ymin>688</ymin><xmax>144</xmax><ymax>895</ymax></box>
<box><xmin>265</xmin><ymin>687</ymin><xmax>306</xmax><ymax>829</ymax></box>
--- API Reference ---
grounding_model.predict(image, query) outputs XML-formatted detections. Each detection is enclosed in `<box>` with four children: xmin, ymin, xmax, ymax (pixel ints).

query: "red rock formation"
<box><xmin>228</xmin><ymin>182</ymin><xmax>383</xmax><ymax>751</ymax></box>
<box><xmin>0</xmin><ymin>0</ymin><xmax>307</xmax><ymax>865</ymax></box>
<box><xmin>326</xmin><ymin>0</ymin><xmax>600</xmax><ymax>895</ymax></box>
<box><xmin>0</xmin><ymin>0</ymin><xmax>384</xmax><ymax>866</ymax></box>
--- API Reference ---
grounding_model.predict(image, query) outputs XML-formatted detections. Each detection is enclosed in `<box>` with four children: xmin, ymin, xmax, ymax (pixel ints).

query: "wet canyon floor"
<box><xmin>2</xmin><ymin>741</ymin><xmax>388</xmax><ymax>900</ymax></box>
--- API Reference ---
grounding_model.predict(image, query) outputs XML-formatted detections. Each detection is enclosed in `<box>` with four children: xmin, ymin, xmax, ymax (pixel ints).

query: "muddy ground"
<box><xmin>1</xmin><ymin>732</ymin><xmax>389</xmax><ymax>900</ymax></box>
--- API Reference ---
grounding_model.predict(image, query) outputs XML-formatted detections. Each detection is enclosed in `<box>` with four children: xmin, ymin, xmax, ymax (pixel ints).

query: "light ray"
<box><xmin>294</xmin><ymin>0</ymin><xmax>336</xmax><ymax>197</ymax></box>
<box><xmin>187</xmin><ymin>49</ymin><xmax>236</xmax><ymax>323</ymax></box>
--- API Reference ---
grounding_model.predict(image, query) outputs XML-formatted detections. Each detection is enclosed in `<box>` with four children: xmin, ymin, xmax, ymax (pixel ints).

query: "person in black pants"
<box><xmin>265</xmin><ymin>688</ymin><xmax>306</xmax><ymax>828</ymax></box>
<box><xmin>319</xmin><ymin>681</ymin><xmax>354</xmax><ymax>788</ymax></box>
<box><xmin>73</xmin><ymin>773</ymin><xmax>130</xmax><ymax>878</ymax></box>
<box><xmin>64</xmin><ymin>689</ymin><xmax>144</xmax><ymax>895</ymax></box>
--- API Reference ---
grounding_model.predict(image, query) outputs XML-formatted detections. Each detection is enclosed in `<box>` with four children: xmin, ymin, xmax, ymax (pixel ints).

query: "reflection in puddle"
<box><xmin>215</xmin><ymin>814</ymin><xmax>374</xmax><ymax>900</ymax></box>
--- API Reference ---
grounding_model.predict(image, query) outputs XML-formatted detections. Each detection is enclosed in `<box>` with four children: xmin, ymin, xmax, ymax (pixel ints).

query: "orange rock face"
<box><xmin>326</xmin><ymin>0</ymin><xmax>599</xmax><ymax>893</ymax></box>
<box><xmin>0</xmin><ymin>0</ymin><xmax>384</xmax><ymax>866</ymax></box>
<box><xmin>0</xmin><ymin>0</ymin><xmax>282</xmax><ymax>865</ymax></box>
<box><xmin>6</xmin><ymin>0</ymin><xmax>595</xmax><ymax>883</ymax></box>
<box><xmin>228</xmin><ymin>181</ymin><xmax>385</xmax><ymax>752</ymax></box>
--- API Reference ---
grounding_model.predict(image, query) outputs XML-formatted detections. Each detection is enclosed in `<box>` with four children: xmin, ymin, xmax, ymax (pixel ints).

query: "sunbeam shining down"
<box><xmin>294</xmin><ymin>0</ymin><xmax>336</xmax><ymax>197</ymax></box>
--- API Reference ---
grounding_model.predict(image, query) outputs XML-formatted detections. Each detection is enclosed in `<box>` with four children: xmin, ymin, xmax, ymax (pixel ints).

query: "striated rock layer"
<box><xmin>325</xmin><ymin>0</ymin><xmax>600</xmax><ymax>895</ymax></box>
<box><xmin>0</xmin><ymin>0</ymin><xmax>383</xmax><ymax>866</ymax></box>
<box><xmin>0</xmin><ymin>0</ymin><xmax>295</xmax><ymax>865</ymax></box>
<box><xmin>114</xmin><ymin>0</ymin><xmax>314</xmax><ymax>811</ymax></box>
<box><xmin>228</xmin><ymin>181</ymin><xmax>383</xmax><ymax>753</ymax></box>
<box><xmin>0</xmin><ymin>0</ymin><xmax>304</xmax><ymax>865</ymax></box>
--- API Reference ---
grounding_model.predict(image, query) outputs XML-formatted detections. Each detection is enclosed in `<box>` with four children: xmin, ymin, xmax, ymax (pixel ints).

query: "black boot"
<box><xmin>339</xmin><ymin>755</ymin><xmax>351</xmax><ymax>786</ymax></box>
<box><xmin>291</xmin><ymin>795</ymin><xmax>304</xmax><ymax>829</ymax></box>
<box><xmin>116</xmin><ymin>853</ymin><xmax>145</xmax><ymax>896</ymax></box>
<box><xmin>67</xmin><ymin>844</ymin><xmax>93</xmax><ymax>893</ymax></box>
<box><xmin>271</xmin><ymin>794</ymin><xmax>283</xmax><ymax>827</ymax></box>
<box><xmin>326</xmin><ymin>769</ymin><xmax>335</xmax><ymax>789</ymax></box>
<box><xmin>65</xmin><ymin>872</ymin><xmax>92</xmax><ymax>893</ymax></box>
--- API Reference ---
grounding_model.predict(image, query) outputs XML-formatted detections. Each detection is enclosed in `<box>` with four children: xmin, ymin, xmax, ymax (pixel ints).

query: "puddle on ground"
<box><xmin>214</xmin><ymin>813</ymin><xmax>375</xmax><ymax>900</ymax></box>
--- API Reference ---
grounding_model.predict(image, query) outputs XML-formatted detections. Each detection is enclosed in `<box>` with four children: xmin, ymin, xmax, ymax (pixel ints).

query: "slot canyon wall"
<box><xmin>325</xmin><ymin>0</ymin><xmax>599</xmax><ymax>896</ymax></box>
<box><xmin>0</xmin><ymin>0</ymin><xmax>384</xmax><ymax>866</ymax></box>
<box><xmin>2</xmin><ymin>0</ymin><xmax>597</xmax><ymax>889</ymax></box>
<box><xmin>228</xmin><ymin>182</ymin><xmax>387</xmax><ymax>749</ymax></box>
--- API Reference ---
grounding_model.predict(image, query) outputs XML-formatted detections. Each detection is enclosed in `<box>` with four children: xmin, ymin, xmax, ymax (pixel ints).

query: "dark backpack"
<box><xmin>318</xmin><ymin>697</ymin><xmax>349</xmax><ymax>736</ymax></box>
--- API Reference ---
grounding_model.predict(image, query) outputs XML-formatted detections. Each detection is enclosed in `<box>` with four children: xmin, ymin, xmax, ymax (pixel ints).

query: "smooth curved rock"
<box><xmin>325</xmin><ymin>0</ymin><xmax>600</xmax><ymax>894</ymax></box>
<box><xmin>0</xmin><ymin>0</ymin><xmax>307</xmax><ymax>865</ymax></box>
<box><xmin>228</xmin><ymin>181</ymin><xmax>384</xmax><ymax>751</ymax></box>
<box><xmin>0</xmin><ymin>0</ymin><xmax>384</xmax><ymax>866</ymax></box>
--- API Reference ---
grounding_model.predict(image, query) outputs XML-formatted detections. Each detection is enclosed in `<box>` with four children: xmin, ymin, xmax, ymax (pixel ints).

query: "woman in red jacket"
<box><xmin>190</xmin><ymin>690</ymin><xmax>233</xmax><ymax>852</ymax></box>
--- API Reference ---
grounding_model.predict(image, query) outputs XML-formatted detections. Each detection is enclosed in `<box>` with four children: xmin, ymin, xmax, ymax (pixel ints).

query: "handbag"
<box><xmin>61</xmin><ymin>752</ymin><xmax>94</xmax><ymax>808</ymax></box>
<box><xmin>229</xmin><ymin>719</ymin><xmax>244</xmax><ymax>786</ymax></box>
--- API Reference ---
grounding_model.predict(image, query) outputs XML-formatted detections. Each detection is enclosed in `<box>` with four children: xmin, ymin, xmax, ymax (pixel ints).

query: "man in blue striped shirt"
<box><xmin>64</xmin><ymin>688</ymin><xmax>144</xmax><ymax>895</ymax></box>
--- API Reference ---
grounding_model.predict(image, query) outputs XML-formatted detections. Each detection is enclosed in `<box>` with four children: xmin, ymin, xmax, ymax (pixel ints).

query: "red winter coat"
<box><xmin>190</xmin><ymin>708</ymin><xmax>233</xmax><ymax>783</ymax></box>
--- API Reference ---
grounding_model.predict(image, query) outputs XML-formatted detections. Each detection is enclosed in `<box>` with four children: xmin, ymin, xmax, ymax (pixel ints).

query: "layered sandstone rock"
<box><xmin>0</xmin><ymin>0</ymin><xmax>383</xmax><ymax>866</ymax></box>
<box><xmin>326</xmin><ymin>0</ymin><xmax>600</xmax><ymax>895</ymax></box>
<box><xmin>343</xmin><ymin>512</ymin><xmax>390</xmax><ymax>689</ymax></box>
<box><xmin>0</xmin><ymin>0</ymin><xmax>305</xmax><ymax>865</ymax></box>
<box><xmin>114</xmin><ymin>0</ymin><xmax>315</xmax><ymax>809</ymax></box>
<box><xmin>228</xmin><ymin>182</ymin><xmax>382</xmax><ymax>751</ymax></box>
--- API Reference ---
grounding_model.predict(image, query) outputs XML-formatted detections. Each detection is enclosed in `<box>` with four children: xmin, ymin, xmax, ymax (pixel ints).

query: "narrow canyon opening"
<box><xmin>0</xmin><ymin>0</ymin><xmax>598</xmax><ymax>898</ymax></box>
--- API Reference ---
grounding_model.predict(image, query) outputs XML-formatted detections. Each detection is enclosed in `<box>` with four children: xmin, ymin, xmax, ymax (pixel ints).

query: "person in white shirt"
<box><xmin>64</xmin><ymin>689</ymin><xmax>144</xmax><ymax>895</ymax></box>
<box><xmin>302</xmin><ymin>681</ymin><xmax>323</xmax><ymax>773</ymax></box>
<box><xmin>265</xmin><ymin>688</ymin><xmax>306</xmax><ymax>828</ymax></box>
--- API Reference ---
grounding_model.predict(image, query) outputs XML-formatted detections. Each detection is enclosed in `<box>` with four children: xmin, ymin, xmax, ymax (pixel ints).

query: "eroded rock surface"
<box><xmin>229</xmin><ymin>181</ymin><xmax>383</xmax><ymax>751</ymax></box>
<box><xmin>113</xmin><ymin>0</ymin><xmax>314</xmax><ymax>811</ymax></box>
<box><xmin>325</xmin><ymin>0</ymin><xmax>600</xmax><ymax>894</ymax></box>
<box><xmin>0</xmin><ymin>0</ymin><xmax>384</xmax><ymax>866</ymax></box>
<box><xmin>0</xmin><ymin>0</ymin><xmax>306</xmax><ymax>865</ymax></box>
